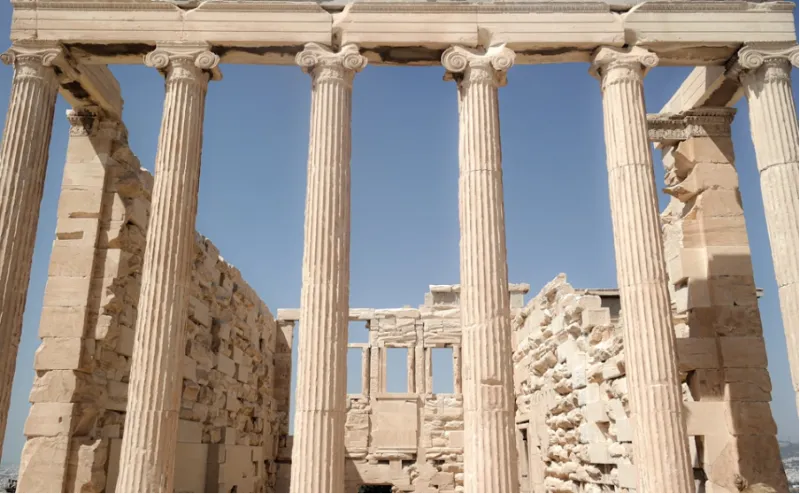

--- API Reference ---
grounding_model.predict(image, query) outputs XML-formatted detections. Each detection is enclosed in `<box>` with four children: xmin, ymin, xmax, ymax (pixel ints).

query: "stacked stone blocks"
<box><xmin>513</xmin><ymin>275</ymin><xmax>633</xmax><ymax>493</ymax></box>
<box><xmin>17</xmin><ymin>115</ymin><xmax>280</xmax><ymax>493</ymax></box>
<box><xmin>656</xmin><ymin>111</ymin><xmax>787</xmax><ymax>492</ymax></box>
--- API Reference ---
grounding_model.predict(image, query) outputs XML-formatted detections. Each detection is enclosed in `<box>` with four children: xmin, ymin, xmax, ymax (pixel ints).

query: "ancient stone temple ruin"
<box><xmin>0</xmin><ymin>0</ymin><xmax>798</xmax><ymax>492</ymax></box>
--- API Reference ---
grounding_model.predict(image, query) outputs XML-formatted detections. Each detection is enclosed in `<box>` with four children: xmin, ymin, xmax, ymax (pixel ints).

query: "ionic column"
<box><xmin>590</xmin><ymin>46</ymin><xmax>693</xmax><ymax>493</ymax></box>
<box><xmin>116</xmin><ymin>44</ymin><xmax>219</xmax><ymax>493</ymax></box>
<box><xmin>442</xmin><ymin>44</ymin><xmax>518</xmax><ymax>493</ymax></box>
<box><xmin>0</xmin><ymin>43</ymin><xmax>62</xmax><ymax>462</ymax></box>
<box><xmin>734</xmin><ymin>43</ymin><xmax>800</xmax><ymax>409</ymax></box>
<box><xmin>291</xmin><ymin>43</ymin><xmax>366</xmax><ymax>493</ymax></box>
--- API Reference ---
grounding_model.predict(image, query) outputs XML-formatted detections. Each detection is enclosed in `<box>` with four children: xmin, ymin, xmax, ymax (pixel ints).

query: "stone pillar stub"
<box><xmin>732</xmin><ymin>42</ymin><xmax>799</xmax><ymax>411</ymax></box>
<box><xmin>590</xmin><ymin>45</ymin><xmax>694</xmax><ymax>493</ymax></box>
<box><xmin>0</xmin><ymin>42</ymin><xmax>63</xmax><ymax>463</ymax></box>
<box><xmin>443</xmin><ymin>44</ymin><xmax>519</xmax><ymax>493</ymax></box>
<box><xmin>649</xmin><ymin>107</ymin><xmax>789</xmax><ymax>492</ymax></box>
<box><xmin>290</xmin><ymin>43</ymin><xmax>366</xmax><ymax>494</ymax></box>
<box><xmin>115</xmin><ymin>44</ymin><xmax>219</xmax><ymax>493</ymax></box>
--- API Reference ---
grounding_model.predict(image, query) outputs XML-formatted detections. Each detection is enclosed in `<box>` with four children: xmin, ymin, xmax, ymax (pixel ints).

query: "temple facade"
<box><xmin>0</xmin><ymin>0</ymin><xmax>798</xmax><ymax>491</ymax></box>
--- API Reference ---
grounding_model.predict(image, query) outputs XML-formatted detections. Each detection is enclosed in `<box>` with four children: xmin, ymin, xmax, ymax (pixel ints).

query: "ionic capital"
<box><xmin>647</xmin><ymin>107</ymin><xmax>736</xmax><ymax>144</ymax></box>
<box><xmin>441</xmin><ymin>44</ymin><xmax>515</xmax><ymax>87</ymax></box>
<box><xmin>589</xmin><ymin>46</ymin><xmax>658</xmax><ymax>87</ymax></box>
<box><xmin>144</xmin><ymin>43</ymin><xmax>221</xmax><ymax>83</ymax></box>
<box><xmin>1</xmin><ymin>41</ymin><xmax>66</xmax><ymax>78</ymax></box>
<box><xmin>295</xmin><ymin>43</ymin><xmax>368</xmax><ymax>86</ymax></box>
<box><xmin>738</xmin><ymin>42</ymin><xmax>799</xmax><ymax>70</ymax></box>
<box><xmin>727</xmin><ymin>42</ymin><xmax>799</xmax><ymax>84</ymax></box>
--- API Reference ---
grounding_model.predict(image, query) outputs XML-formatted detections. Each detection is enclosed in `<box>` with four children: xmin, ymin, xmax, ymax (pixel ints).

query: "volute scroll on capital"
<box><xmin>144</xmin><ymin>44</ymin><xmax>222</xmax><ymax>82</ymax></box>
<box><xmin>441</xmin><ymin>45</ymin><xmax>516</xmax><ymax>87</ymax></box>
<box><xmin>589</xmin><ymin>46</ymin><xmax>659</xmax><ymax>85</ymax></box>
<box><xmin>1</xmin><ymin>42</ymin><xmax>66</xmax><ymax>78</ymax></box>
<box><xmin>295</xmin><ymin>43</ymin><xmax>368</xmax><ymax>84</ymax></box>
<box><xmin>727</xmin><ymin>43</ymin><xmax>799</xmax><ymax>85</ymax></box>
<box><xmin>737</xmin><ymin>43</ymin><xmax>799</xmax><ymax>70</ymax></box>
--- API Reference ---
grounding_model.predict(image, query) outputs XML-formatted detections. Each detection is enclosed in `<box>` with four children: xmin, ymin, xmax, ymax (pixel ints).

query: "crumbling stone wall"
<box><xmin>513</xmin><ymin>275</ymin><xmax>633</xmax><ymax>493</ymax></box>
<box><xmin>342</xmin><ymin>304</ymin><xmax>465</xmax><ymax>494</ymax></box>
<box><xmin>277</xmin><ymin>285</ymin><xmax>528</xmax><ymax>493</ymax></box>
<box><xmin>16</xmin><ymin>114</ymin><xmax>280</xmax><ymax>493</ymax></box>
<box><xmin>512</xmin><ymin>273</ymin><xmax>788</xmax><ymax>493</ymax></box>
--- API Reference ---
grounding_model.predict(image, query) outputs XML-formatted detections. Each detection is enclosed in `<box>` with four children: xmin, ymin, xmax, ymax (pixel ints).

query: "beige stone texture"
<box><xmin>8</xmin><ymin>0</ymin><xmax>796</xmax><ymax>65</ymax></box>
<box><xmin>5</xmin><ymin>2</ymin><xmax>799</xmax><ymax>492</ymax></box>
<box><xmin>17</xmin><ymin>57</ymin><xmax>279</xmax><ymax>494</ymax></box>
<box><xmin>290</xmin><ymin>42</ymin><xmax>367</xmax><ymax>493</ymax></box>
<box><xmin>0</xmin><ymin>42</ymin><xmax>62</xmax><ymax>463</ymax></box>
<box><xmin>651</xmin><ymin>107</ymin><xmax>788</xmax><ymax>492</ymax></box>
<box><xmin>735</xmin><ymin>43</ymin><xmax>800</xmax><ymax>410</ymax></box>
<box><xmin>279</xmin><ymin>284</ymin><xmax>527</xmax><ymax>493</ymax></box>
<box><xmin>115</xmin><ymin>45</ymin><xmax>220</xmax><ymax>493</ymax></box>
<box><xmin>591</xmin><ymin>45</ymin><xmax>694</xmax><ymax>492</ymax></box>
<box><xmin>443</xmin><ymin>44</ymin><xmax>518</xmax><ymax>493</ymax></box>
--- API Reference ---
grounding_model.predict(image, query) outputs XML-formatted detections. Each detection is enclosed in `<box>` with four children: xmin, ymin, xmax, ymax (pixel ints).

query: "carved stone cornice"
<box><xmin>1</xmin><ymin>41</ymin><xmax>65</xmax><ymax>79</ymax></box>
<box><xmin>144</xmin><ymin>43</ymin><xmax>221</xmax><ymax>83</ymax></box>
<box><xmin>295</xmin><ymin>43</ymin><xmax>368</xmax><ymax>86</ymax></box>
<box><xmin>66</xmin><ymin>107</ymin><xmax>125</xmax><ymax>139</ymax></box>
<box><xmin>726</xmin><ymin>42</ymin><xmax>799</xmax><ymax>82</ymax></box>
<box><xmin>647</xmin><ymin>107</ymin><xmax>736</xmax><ymax>143</ymax></box>
<box><xmin>589</xmin><ymin>46</ymin><xmax>658</xmax><ymax>87</ymax></box>
<box><xmin>441</xmin><ymin>44</ymin><xmax>515</xmax><ymax>88</ymax></box>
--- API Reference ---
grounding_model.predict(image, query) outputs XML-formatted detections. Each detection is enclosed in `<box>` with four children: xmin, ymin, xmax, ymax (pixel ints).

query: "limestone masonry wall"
<box><xmin>16</xmin><ymin>121</ymin><xmax>280</xmax><ymax>493</ymax></box>
<box><xmin>512</xmin><ymin>275</ymin><xmax>634</xmax><ymax>493</ymax></box>
<box><xmin>11</xmin><ymin>115</ymin><xmax>788</xmax><ymax>494</ymax></box>
<box><xmin>277</xmin><ymin>285</ymin><xmax>529</xmax><ymax>493</ymax></box>
<box><xmin>512</xmin><ymin>273</ymin><xmax>787</xmax><ymax>493</ymax></box>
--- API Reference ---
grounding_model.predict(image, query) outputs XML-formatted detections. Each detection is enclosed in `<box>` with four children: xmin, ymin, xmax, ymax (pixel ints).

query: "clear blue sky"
<box><xmin>1</xmin><ymin>2</ymin><xmax>798</xmax><ymax>465</ymax></box>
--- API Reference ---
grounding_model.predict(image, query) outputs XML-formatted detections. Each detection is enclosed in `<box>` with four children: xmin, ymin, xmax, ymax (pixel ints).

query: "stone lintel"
<box><xmin>276</xmin><ymin>308</ymin><xmax>377</xmax><ymax>322</ymax></box>
<box><xmin>659</xmin><ymin>41</ymin><xmax>799</xmax><ymax>148</ymax></box>
<box><xmin>583</xmin><ymin>287</ymin><xmax>764</xmax><ymax>298</ymax></box>
<box><xmin>9</xmin><ymin>1</ymin><xmax>795</xmax><ymax>66</ymax></box>
<box><xmin>57</xmin><ymin>63</ymin><xmax>123</xmax><ymax>120</ymax></box>
<box><xmin>429</xmin><ymin>283</ymin><xmax>530</xmax><ymax>294</ymax></box>
<box><xmin>661</xmin><ymin>66</ymin><xmax>739</xmax><ymax>115</ymax></box>
<box><xmin>3</xmin><ymin>41</ymin><xmax>123</xmax><ymax>118</ymax></box>
<box><xmin>647</xmin><ymin>107</ymin><xmax>736</xmax><ymax>144</ymax></box>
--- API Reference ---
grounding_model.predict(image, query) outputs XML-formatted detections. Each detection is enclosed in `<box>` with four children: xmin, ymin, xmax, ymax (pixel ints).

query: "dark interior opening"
<box><xmin>358</xmin><ymin>484</ymin><xmax>393</xmax><ymax>493</ymax></box>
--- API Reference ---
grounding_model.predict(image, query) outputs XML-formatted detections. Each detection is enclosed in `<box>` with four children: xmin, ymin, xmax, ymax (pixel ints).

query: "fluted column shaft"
<box><xmin>116</xmin><ymin>45</ymin><xmax>219</xmax><ymax>493</ymax></box>
<box><xmin>291</xmin><ymin>43</ymin><xmax>366</xmax><ymax>493</ymax></box>
<box><xmin>591</xmin><ymin>46</ymin><xmax>694</xmax><ymax>493</ymax></box>
<box><xmin>443</xmin><ymin>44</ymin><xmax>518</xmax><ymax>493</ymax></box>
<box><xmin>736</xmin><ymin>44</ymin><xmax>800</xmax><ymax>409</ymax></box>
<box><xmin>0</xmin><ymin>44</ymin><xmax>61</xmax><ymax>463</ymax></box>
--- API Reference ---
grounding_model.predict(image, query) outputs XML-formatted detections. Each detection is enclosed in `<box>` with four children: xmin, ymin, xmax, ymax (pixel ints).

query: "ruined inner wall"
<box><xmin>276</xmin><ymin>284</ymin><xmax>529</xmax><ymax>493</ymax></box>
<box><xmin>512</xmin><ymin>275</ymin><xmax>633</xmax><ymax>493</ymax></box>
<box><xmin>16</xmin><ymin>116</ymin><xmax>280</xmax><ymax>493</ymax></box>
<box><xmin>512</xmin><ymin>274</ymin><xmax>787</xmax><ymax>493</ymax></box>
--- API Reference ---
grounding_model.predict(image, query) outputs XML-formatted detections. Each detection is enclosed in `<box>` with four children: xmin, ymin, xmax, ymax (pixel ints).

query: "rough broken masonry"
<box><xmin>0</xmin><ymin>0</ymin><xmax>798</xmax><ymax>492</ymax></box>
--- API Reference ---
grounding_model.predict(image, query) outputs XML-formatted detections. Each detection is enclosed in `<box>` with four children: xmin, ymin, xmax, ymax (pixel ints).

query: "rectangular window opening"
<box><xmin>347</xmin><ymin>347</ymin><xmax>363</xmax><ymax>395</ymax></box>
<box><xmin>385</xmin><ymin>347</ymin><xmax>409</xmax><ymax>393</ymax></box>
<box><xmin>432</xmin><ymin>347</ymin><xmax>454</xmax><ymax>394</ymax></box>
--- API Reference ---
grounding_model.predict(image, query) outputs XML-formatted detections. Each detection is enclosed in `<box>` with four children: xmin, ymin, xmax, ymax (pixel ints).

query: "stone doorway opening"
<box><xmin>358</xmin><ymin>484</ymin><xmax>393</xmax><ymax>493</ymax></box>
